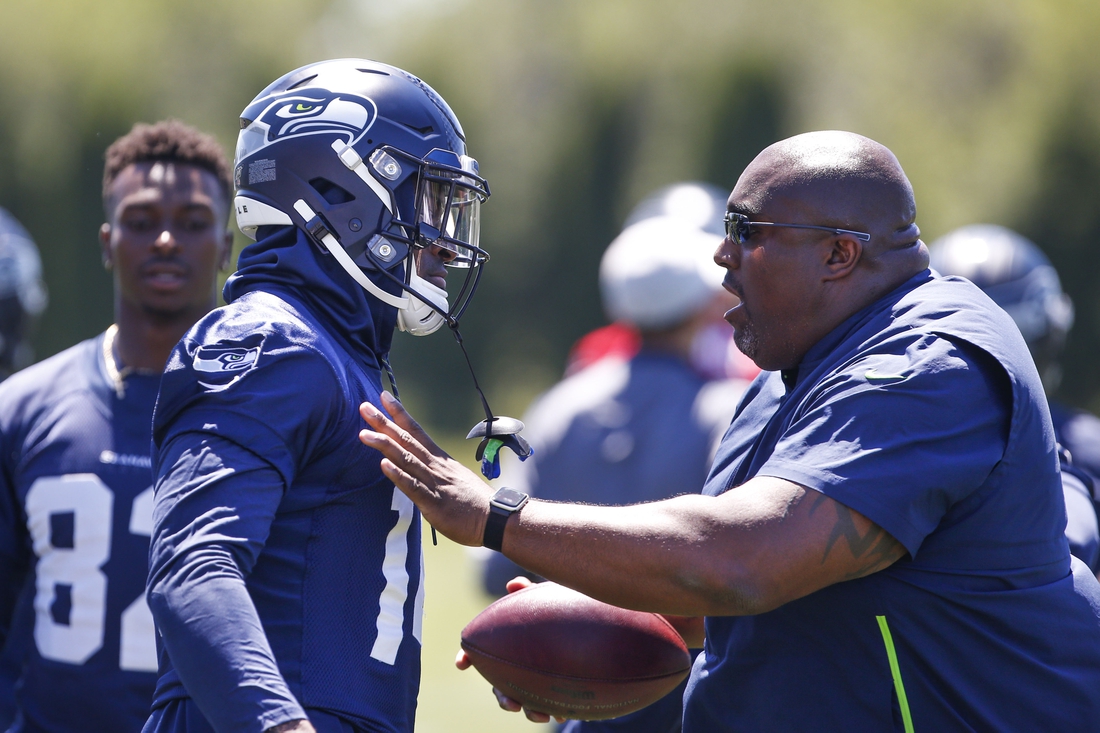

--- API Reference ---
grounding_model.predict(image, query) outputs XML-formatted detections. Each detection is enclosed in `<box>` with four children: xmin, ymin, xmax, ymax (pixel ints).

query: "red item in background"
<box><xmin>564</xmin><ymin>322</ymin><xmax>641</xmax><ymax>376</ymax></box>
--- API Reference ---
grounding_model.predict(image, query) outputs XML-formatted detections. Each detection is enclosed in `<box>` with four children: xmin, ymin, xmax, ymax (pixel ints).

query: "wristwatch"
<box><xmin>483</xmin><ymin>487</ymin><xmax>529</xmax><ymax>552</ymax></box>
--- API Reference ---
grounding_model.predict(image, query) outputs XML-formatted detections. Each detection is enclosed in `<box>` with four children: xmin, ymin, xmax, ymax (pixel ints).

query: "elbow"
<box><xmin>680</xmin><ymin>559</ymin><xmax>792</xmax><ymax>617</ymax></box>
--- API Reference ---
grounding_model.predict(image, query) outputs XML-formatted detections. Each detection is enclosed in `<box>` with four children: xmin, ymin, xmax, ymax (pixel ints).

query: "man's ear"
<box><xmin>99</xmin><ymin>223</ymin><xmax>113</xmax><ymax>270</ymax></box>
<box><xmin>823</xmin><ymin>236</ymin><xmax>862</xmax><ymax>281</ymax></box>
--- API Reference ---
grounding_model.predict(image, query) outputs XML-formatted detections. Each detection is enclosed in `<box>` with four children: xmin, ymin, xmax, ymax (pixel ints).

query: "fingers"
<box><xmin>359</xmin><ymin>402</ymin><xmax>434</xmax><ymax>465</ymax></box>
<box><xmin>524</xmin><ymin>708</ymin><xmax>552</xmax><ymax>724</ymax></box>
<box><xmin>379</xmin><ymin>392</ymin><xmax>448</xmax><ymax>457</ymax></box>
<box><xmin>376</xmin><ymin>458</ymin><xmax>426</xmax><ymax>501</ymax></box>
<box><xmin>505</xmin><ymin>576</ymin><xmax>535</xmax><ymax>594</ymax></box>
<box><xmin>492</xmin><ymin>687</ymin><xmax>524</xmax><ymax>713</ymax></box>
<box><xmin>455</xmin><ymin>649</ymin><xmax>472</xmax><ymax>670</ymax></box>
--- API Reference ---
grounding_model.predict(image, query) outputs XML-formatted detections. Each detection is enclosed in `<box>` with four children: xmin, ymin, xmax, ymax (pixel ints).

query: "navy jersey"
<box><xmin>147</xmin><ymin>285</ymin><xmax>422</xmax><ymax>733</ymax></box>
<box><xmin>0</xmin><ymin>333</ymin><xmax>160</xmax><ymax>732</ymax></box>
<box><xmin>684</xmin><ymin>271</ymin><xmax>1100</xmax><ymax>731</ymax></box>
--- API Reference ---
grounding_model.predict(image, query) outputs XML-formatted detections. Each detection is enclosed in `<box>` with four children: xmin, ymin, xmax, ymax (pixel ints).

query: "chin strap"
<box><xmin>293</xmin><ymin>199</ymin><xmax>408</xmax><ymax>310</ymax></box>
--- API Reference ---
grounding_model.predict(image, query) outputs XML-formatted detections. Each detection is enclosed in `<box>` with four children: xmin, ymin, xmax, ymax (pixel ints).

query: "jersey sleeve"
<box><xmin>757</xmin><ymin>335</ymin><xmax>1011</xmax><ymax>557</ymax></box>
<box><xmin>149</xmin><ymin>329</ymin><xmax>347</xmax><ymax>732</ymax></box>
<box><xmin>153</xmin><ymin>329</ymin><xmax>345</xmax><ymax>487</ymax></box>
<box><xmin>148</xmin><ymin>433</ymin><xmax>307</xmax><ymax>733</ymax></box>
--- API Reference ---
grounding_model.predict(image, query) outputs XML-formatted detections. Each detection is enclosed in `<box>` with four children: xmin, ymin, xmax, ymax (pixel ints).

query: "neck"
<box><xmin>113</xmin><ymin>301</ymin><xmax>211</xmax><ymax>371</ymax></box>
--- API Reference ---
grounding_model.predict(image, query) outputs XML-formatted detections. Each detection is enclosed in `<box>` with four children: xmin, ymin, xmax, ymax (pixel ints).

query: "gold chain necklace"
<box><xmin>101</xmin><ymin>324</ymin><xmax>127</xmax><ymax>399</ymax></box>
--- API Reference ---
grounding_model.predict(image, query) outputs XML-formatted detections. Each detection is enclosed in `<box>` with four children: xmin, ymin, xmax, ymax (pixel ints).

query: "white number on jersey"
<box><xmin>370</xmin><ymin>486</ymin><xmax>421</xmax><ymax>665</ymax></box>
<box><xmin>24</xmin><ymin>475</ymin><xmax>158</xmax><ymax>671</ymax></box>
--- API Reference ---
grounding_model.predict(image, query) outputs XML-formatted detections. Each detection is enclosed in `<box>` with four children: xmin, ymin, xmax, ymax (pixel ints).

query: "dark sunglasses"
<box><xmin>723</xmin><ymin>211</ymin><xmax>871</xmax><ymax>245</ymax></box>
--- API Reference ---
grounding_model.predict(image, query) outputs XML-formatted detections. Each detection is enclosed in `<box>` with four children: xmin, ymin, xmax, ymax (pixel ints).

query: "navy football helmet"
<box><xmin>929</xmin><ymin>224</ymin><xmax>1073</xmax><ymax>383</ymax></box>
<box><xmin>0</xmin><ymin>207</ymin><xmax>46</xmax><ymax>377</ymax></box>
<box><xmin>233</xmin><ymin>59</ymin><xmax>490</xmax><ymax>335</ymax></box>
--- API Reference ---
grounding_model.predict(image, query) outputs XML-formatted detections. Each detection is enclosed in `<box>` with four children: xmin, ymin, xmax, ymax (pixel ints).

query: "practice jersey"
<box><xmin>147</xmin><ymin>288</ymin><xmax>423</xmax><ymax>733</ymax></box>
<box><xmin>684</xmin><ymin>271</ymin><xmax>1100</xmax><ymax>731</ymax></box>
<box><xmin>0</xmin><ymin>333</ymin><xmax>160</xmax><ymax>732</ymax></box>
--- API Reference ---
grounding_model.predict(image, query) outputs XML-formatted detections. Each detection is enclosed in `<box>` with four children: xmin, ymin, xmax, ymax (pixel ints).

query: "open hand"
<box><xmin>359</xmin><ymin>393</ymin><xmax>493</xmax><ymax>546</ymax></box>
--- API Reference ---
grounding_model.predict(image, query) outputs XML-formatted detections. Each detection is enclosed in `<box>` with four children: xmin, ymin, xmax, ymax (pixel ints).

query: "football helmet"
<box><xmin>929</xmin><ymin>224</ymin><xmax>1073</xmax><ymax>377</ymax></box>
<box><xmin>0</xmin><ymin>207</ymin><xmax>47</xmax><ymax>376</ymax></box>
<box><xmin>233</xmin><ymin>59</ymin><xmax>490</xmax><ymax>336</ymax></box>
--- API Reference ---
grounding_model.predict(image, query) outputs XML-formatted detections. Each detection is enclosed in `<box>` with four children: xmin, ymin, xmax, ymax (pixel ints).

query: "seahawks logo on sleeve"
<box><xmin>192</xmin><ymin>342</ymin><xmax>262</xmax><ymax>390</ymax></box>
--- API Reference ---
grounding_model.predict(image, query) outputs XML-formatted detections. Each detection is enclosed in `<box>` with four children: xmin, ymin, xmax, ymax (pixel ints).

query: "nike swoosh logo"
<box><xmin>865</xmin><ymin>369</ymin><xmax>908</xmax><ymax>381</ymax></box>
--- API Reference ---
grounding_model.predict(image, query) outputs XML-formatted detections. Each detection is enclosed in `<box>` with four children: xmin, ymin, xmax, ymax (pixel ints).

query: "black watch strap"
<box><xmin>483</xmin><ymin>487</ymin><xmax>529</xmax><ymax>552</ymax></box>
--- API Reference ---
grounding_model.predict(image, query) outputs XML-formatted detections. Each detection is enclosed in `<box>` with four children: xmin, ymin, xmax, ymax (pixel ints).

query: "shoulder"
<box><xmin>155</xmin><ymin>297</ymin><xmax>347</xmax><ymax>449</ymax></box>
<box><xmin>169</xmin><ymin>294</ymin><xmax>342</xmax><ymax>386</ymax></box>
<box><xmin>0</xmin><ymin>336</ymin><xmax>101</xmax><ymax>417</ymax></box>
<box><xmin>186</xmin><ymin>292</ymin><xmax>331</xmax><ymax>353</ymax></box>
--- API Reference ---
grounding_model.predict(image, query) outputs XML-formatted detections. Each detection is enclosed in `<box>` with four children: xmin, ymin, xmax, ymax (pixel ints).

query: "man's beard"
<box><xmin>732</xmin><ymin>323</ymin><xmax>759</xmax><ymax>362</ymax></box>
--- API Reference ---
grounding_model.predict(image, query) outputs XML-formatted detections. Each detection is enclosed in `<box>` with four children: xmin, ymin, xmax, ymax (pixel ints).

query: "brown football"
<box><xmin>460</xmin><ymin>582</ymin><xmax>691</xmax><ymax>720</ymax></box>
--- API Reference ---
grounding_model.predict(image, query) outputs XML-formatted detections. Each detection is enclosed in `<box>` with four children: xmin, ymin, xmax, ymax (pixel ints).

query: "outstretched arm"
<box><xmin>359</xmin><ymin>394</ymin><xmax>905</xmax><ymax>617</ymax></box>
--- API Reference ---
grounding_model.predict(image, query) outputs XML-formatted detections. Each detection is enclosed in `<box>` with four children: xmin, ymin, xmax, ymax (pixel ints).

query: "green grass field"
<box><xmin>416</xmin><ymin>524</ymin><xmax>552</xmax><ymax>733</ymax></box>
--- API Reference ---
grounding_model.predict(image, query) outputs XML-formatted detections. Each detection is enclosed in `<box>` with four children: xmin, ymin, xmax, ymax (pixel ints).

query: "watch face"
<box><xmin>492</xmin><ymin>487</ymin><xmax>528</xmax><ymax>510</ymax></box>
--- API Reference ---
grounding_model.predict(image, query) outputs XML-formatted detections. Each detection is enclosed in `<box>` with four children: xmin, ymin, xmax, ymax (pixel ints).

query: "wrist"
<box><xmin>484</xmin><ymin>487</ymin><xmax>529</xmax><ymax>552</ymax></box>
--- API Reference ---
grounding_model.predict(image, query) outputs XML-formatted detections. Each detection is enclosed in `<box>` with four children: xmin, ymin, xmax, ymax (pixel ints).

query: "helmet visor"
<box><xmin>417</xmin><ymin>161</ymin><xmax>488</xmax><ymax>269</ymax></box>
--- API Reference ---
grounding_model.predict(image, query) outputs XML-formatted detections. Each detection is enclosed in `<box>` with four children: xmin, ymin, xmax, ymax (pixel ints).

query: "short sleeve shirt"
<box><xmin>683</xmin><ymin>272</ymin><xmax>1100</xmax><ymax>732</ymax></box>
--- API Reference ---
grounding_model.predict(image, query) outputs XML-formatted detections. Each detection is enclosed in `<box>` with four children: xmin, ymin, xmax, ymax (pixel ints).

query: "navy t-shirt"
<box><xmin>683</xmin><ymin>271</ymin><xmax>1100</xmax><ymax>731</ymax></box>
<box><xmin>146</xmin><ymin>289</ymin><xmax>422</xmax><ymax>733</ymax></box>
<box><xmin>0</xmin><ymin>334</ymin><xmax>160</xmax><ymax>732</ymax></box>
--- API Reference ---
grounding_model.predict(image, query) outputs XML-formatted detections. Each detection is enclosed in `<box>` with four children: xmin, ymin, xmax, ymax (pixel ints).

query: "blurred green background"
<box><xmin>4</xmin><ymin>0</ymin><xmax>1100</xmax><ymax>729</ymax></box>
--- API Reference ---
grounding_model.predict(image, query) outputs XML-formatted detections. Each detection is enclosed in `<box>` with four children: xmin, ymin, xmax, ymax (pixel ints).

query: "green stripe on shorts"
<box><xmin>876</xmin><ymin>615</ymin><xmax>914</xmax><ymax>733</ymax></box>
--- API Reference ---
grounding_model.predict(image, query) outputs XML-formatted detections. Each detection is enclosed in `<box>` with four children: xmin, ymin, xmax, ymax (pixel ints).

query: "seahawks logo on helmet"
<box><xmin>237</xmin><ymin>91</ymin><xmax>379</xmax><ymax>163</ymax></box>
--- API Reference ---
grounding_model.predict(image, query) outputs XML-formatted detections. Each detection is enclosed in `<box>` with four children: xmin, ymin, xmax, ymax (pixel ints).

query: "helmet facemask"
<box><xmin>363</xmin><ymin>146</ymin><xmax>490</xmax><ymax>335</ymax></box>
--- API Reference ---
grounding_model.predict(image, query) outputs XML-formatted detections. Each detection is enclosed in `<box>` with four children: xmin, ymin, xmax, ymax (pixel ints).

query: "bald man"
<box><xmin>359</xmin><ymin>131</ymin><xmax>1100</xmax><ymax>731</ymax></box>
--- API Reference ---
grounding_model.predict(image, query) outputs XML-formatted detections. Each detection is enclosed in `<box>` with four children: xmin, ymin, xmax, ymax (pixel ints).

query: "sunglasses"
<box><xmin>723</xmin><ymin>211</ymin><xmax>871</xmax><ymax>245</ymax></box>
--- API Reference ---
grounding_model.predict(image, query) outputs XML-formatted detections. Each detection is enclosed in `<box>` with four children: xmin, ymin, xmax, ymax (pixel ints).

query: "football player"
<box><xmin>930</xmin><ymin>225</ymin><xmax>1100</xmax><ymax>570</ymax></box>
<box><xmin>0</xmin><ymin>120</ymin><xmax>233</xmax><ymax>732</ymax></box>
<box><xmin>144</xmin><ymin>59</ymin><xmax>492</xmax><ymax>733</ymax></box>
<box><xmin>0</xmin><ymin>207</ymin><xmax>47</xmax><ymax>730</ymax></box>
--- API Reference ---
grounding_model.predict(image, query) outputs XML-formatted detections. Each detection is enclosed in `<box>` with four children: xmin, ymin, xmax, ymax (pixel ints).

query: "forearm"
<box><xmin>501</xmin><ymin>494</ymin><xmax>774</xmax><ymax>617</ymax></box>
<box><xmin>150</xmin><ymin>435</ymin><xmax>305</xmax><ymax>733</ymax></box>
<box><xmin>360</xmin><ymin>396</ymin><xmax>906</xmax><ymax>619</ymax></box>
<box><xmin>148</xmin><ymin>544</ymin><xmax>306</xmax><ymax>733</ymax></box>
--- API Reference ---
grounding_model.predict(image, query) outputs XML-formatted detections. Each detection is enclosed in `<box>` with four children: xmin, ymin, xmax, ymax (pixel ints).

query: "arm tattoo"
<box><xmin>810</xmin><ymin>494</ymin><xmax>905</xmax><ymax>579</ymax></box>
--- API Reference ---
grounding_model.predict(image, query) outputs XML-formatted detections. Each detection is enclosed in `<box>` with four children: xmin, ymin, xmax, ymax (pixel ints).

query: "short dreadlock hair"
<box><xmin>102</xmin><ymin>119</ymin><xmax>233</xmax><ymax>216</ymax></box>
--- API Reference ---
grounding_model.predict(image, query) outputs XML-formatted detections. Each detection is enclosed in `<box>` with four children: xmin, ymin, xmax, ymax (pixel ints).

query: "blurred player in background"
<box><xmin>145</xmin><ymin>59</ymin><xmax>492</xmax><ymax>733</ymax></box>
<box><xmin>0</xmin><ymin>120</ymin><xmax>233</xmax><ymax>733</ymax></box>
<box><xmin>930</xmin><ymin>225</ymin><xmax>1100</xmax><ymax>571</ymax></box>
<box><xmin>0</xmin><ymin>210</ymin><xmax>46</xmax><ymax>380</ymax></box>
<box><xmin>0</xmin><ymin>208</ymin><xmax>47</xmax><ymax>730</ymax></box>
<box><xmin>561</xmin><ymin>183</ymin><xmax>759</xmax><ymax>383</ymax></box>
<box><xmin>483</xmin><ymin>183</ymin><xmax>751</xmax><ymax>597</ymax></box>
<box><xmin>483</xmin><ymin>183</ymin><xmax>750</xmax><ymax>733</ymax></box>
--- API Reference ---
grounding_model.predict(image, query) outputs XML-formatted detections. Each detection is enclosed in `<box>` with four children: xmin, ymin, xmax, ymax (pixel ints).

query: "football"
<box><xmin>460</xmin><ymin>582</ymin><xmax>692</xmax><ymax>720</ymax></box>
